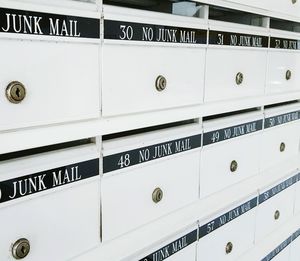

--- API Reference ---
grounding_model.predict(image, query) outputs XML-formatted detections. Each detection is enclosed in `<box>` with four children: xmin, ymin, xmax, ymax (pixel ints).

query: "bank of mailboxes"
<box><xmin>1</xmin><ymin>0</ymin><xmax>300</xmax><ymax>261</ymax></box>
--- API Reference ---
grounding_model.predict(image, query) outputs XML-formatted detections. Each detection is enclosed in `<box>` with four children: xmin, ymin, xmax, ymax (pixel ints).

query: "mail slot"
<box><xmin>101</xmin><ymin>124</ymin><xmax>201</xmax><ymax>241</ymax></box>
<box><xmin>0</xmin><ymin>143</ymin><xmax>100</xmax><ymax>261</ymax></box>
<box><xmin>0</xmin><ymin>4</ymin><xmax>100</xmax><ymax>132</ymax></box>
<box><xmin>102</xmin><ymin>4</ymin><xmax>207</xmax><ymax>117</ymax></box>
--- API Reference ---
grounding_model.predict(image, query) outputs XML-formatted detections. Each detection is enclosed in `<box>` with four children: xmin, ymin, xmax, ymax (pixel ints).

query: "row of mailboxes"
<box><xmin>135</xmin><ymin>171</ymin><xmax>300</xmax><ymax>261</ymax></box>
<box><xmin>102</xmin><ymin>4</ymin><xmax>300</xmax><ymax>118</ymax></box>
<box><xmin>101</xmin><ymin>102</ymin><xmax>300</xmax><ymax>241</ymax></box>
<box><xmin>1</xmin><ymin>2</ymin><xmax>300</xmax><ymax>132</ymax></box>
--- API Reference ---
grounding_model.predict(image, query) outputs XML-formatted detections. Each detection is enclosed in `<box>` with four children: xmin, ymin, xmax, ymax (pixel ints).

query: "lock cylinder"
<box><xmin>6</xmin><ymin>81</ymin><xmax>26</xmax><ymax>104</ymax></box>
<box><xmin>155</xmin><ymin>75</ymin><xmax>167</xmax><ymax>91</ymax></box>
<box><xmin>12</xmin><ymin>238</ymin><xmax>30</xmax><ymax>259</ymax></box>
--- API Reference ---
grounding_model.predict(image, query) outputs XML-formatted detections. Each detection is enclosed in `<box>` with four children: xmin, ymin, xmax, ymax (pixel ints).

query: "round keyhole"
<box><xmin>286</xmin><ymin>70</ymin><xmax>292</xmax><ymax>80</ymax></box>
<box><xmin>280</xmin><ymin>142</ymin><xmax>286</xmax><ymax>152</ymax></box>
<box><xmin>152</xmin><ymin>187</ymin><xmax>163</xmax><ymax>203</ymax></box>
<box><xmin>12</xmin><ymin>238</ymin><xmax>30</xmax><ymax>259</ymax></box>
<box><xmin>236</xmin><ymin>72</ymin><xmax>244</xmax><ymax>85</ymax></box>
<box><xmin>155</xmin><ymin>75</ymin><xmax>167</xmax><ymax>91</ymax></box>
<box><xmin>6</xmin><ymin>81</ymin><xmax>26</xmax><ymax>104</ymax></box>
<box><xmin>230</xmin><ymin>160</ymin><xmax>238</xmax><ymax>172</ymax></box>
<box><xmin>274</xmin><ymin>210</ymin><xmax>280</xmax><ymax>220</ymax></box>
<box><xmin>225</xmin><ymin>242</ymin><xmax>233</xmax><ymax>254</ymax></box>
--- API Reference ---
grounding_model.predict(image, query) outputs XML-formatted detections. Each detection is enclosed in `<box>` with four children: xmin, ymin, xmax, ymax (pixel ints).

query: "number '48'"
<box><xmin>118</xmin><ymin>154</ymin><xmax>131</xmax><ymax>168</ymax></box>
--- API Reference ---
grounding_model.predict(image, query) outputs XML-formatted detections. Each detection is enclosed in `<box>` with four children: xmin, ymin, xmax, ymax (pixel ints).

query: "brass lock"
<box><xmin>12</xmin><ymin>238</ymin><xmax>30</xmax><ymax>259</ymax></box>
<box><xmin>6</xmin><ymin>81</ymin><xmax>26</xmax><ymax>104</ymax></box>
<box><xmin>236</xmin><ymin>72</ymin><xmax>244</xmax><ymax>85</ymax></box>
<box><xmin>280</xmin><ymin>142</ymin><xmax>286</xmax><ymax>152</ymax></box>
<box><xmin>274</xmin><ymin>210</ymin><xmax>280</xmax><ymax>220</ymax></box>
<box><xmin>155</xmin><ymin>75</ymin><xmax>167</xmax><ymax>91</ymax></box>
<box><xmin>225</xmin><ymin>242</ymin><xmax>233</xmax><ymax>254</ymax></box>
<box><xmin>286</xmin><ymin>70</ymin><xmax>292</xmax><ymax>80</ymax></box>
<box><xmin>230</xmin><ymin>160</ymin><xmax>238</xmax><ymax>172</ymax></box>
<box><xmin>152</xmin><ymin>187</ymin><xmax>163</xmax><ymax>203</ymax></box>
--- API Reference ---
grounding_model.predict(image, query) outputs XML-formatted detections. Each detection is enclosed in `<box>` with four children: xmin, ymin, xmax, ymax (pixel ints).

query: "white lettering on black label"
<box><xmin>262</xmin><ymin>228</ymin><xmax>300</xmax><ymax>260</ymax></box>
<box><xmin>203</xmin><ymin>120</ymin><xmax>263</xmax><ymax>146</ymax></box>
<box><xmin>140</xmin><ymin>230</ymin><xmax>197</xmax><ymax>261</ymax></box>
<box><xmin>0</xmin><ymin>7</ymin><xmax>99</xmax><ymax>38</ymax></box>
<box><xmin>209</xmin><ymin>30</ymin><xmax>268</xmax><ymax>48</ymax></box>
<box><xmin>270</xmin><ymin>37</ymin><xmax>300</xmax><ymax>50</ymax></box>
<box><xmin>199</xmin><ymin>197</ymin><xmax>258</xmax><ymax>238</ymax></box>
<box><xmin>103</xmin><ymin>134</ymin><xmax>201</xmax><ymax>173</ymax></box>
<box><xmin>264</xmin><ymin>110</ymin><xmax>300</xmax><ymax>128</ymax></box>
<box><xmin>259</xmin><ymin>173</ymin><xmax>299</xmax><ymax>204</ymax></box>
<box><xmin>0</xmin><ymin>159</ymin><xmax>99</xmax><ymax>204</ymax></box>
<box><xmin>104</xmin><ymin>20</ymin><xmax>207</xmax><ymax>44</ymax></box>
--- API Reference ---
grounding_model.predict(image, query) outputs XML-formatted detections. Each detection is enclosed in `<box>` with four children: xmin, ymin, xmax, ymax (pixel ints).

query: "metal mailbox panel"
<box><xmin>262</xmin><ymin>104</ymin><xmax>300</xmax><ymax>172</ymax></box>
<box><xmin>102</xmin><ymin>125</ymin><xmax>201</xmax><ymax>241</ymax></box>
<box><xmin>267</xmin><ymin>31</ymin><xmax>300</xmax><ymax>94</ymax></box>
<box><xmin>0</xmin><ymin>5</ymin><xmax>100</xmax><ymax>131</ymax></box>
<box><xmin>205</xmin><ymin>23</ymin><xmax>268</xmax><ymax>103</ymax></box>
<box><xmin>0</xmin><ymin>145</ymin><xmax>100</xmax><ymax>261</ymax></box>
<box><xmin>255</xmin><ymin>174</ymin><xmax>296</xmax><ymax>243</ymax></box>
<box><xmin>201</xmin><ymin>111</ymin><xmax>263</xmax><ymax>198</ymax></box>
<box><xmin>102</xmin><ymin>6</ymin><xmax>207</xmax><ymax>117</ymax></box>
<box><xmin>198</xmin><ymin>197</ymin><xmax>257</xmax><ymax>261</ymax></box>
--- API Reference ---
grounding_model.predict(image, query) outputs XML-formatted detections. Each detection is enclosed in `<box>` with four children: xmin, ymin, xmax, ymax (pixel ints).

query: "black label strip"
<box><xmin>203</xmin><ymin>119</ymin><xmax>263</xmax><ymax>146</ymax></box>
<box><xmin>104</xmin><ymin>20</ymin><xmax>207</xmax><ymax>44</ymax></box>
<box><xmin>270</xmin><ymin>37</ymin><xmax>300</xmax><ymax>50</ymax></box>
<box><xmin>209</xmin><ymin>30</ymin><xmax>269</xmax><ymax>48</ymax></box>
<box><xmin>261</xmin><ymin>228</ymin><xmax>300</xmax><ymax>261</ymax></box>
<box><xmin>199</xmin><ymin>197</ymin><xmax>258</xmax><ymax>239</ymax></box>
<box><xmin>103</xmin><ymin>134</ymin><xmax>201</xmax><ymax>173</ymax></box>
<box><xmin>139</xmin><ymin>229</ymin><xmax>198</xmax><ymax>261</ymax></box>
<box><xmin>0</xmin><ymin>159</ymin><xmax>99</xmax><ymax>204</ymax></box>
<box><xmin>264</xmin><ymin>110</ymin><xmax>300</xmax><ymax>129</ymax></box>
<box><xmin>0</xmin><ymin>7</ymin><xmax>100</xmax><ymax>38</ymax></box>
<box><xmin>259</xmin><ymin>173</ymin><xmax>299</xmax><ymax>204</ymax></box>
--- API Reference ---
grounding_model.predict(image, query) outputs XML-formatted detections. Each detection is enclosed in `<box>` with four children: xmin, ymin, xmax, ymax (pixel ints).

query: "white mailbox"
<box><xmin>262</xmin><ymin>103</ymin><xmax>300</xmax><ymax>172</ymax></box>
<box><xmin>201</xmin><ymin>110</ymin><xmax>262</xmax><ymax>198</ymax></box>
<box><xmin>0</xmin><ymin>3</ymin><xmax>100</xmax><ymax>132</ymax></box>
<box><xmin>205</xmin><ymin>20</ymin><xmax>268</xmax><ymax>103</ymax></box>
<box><xmin>255</xmin><ymin>172</ymin><xmax>297</xmax><ymax>243</ymax></box>
<box><xmin>0</xmin><ymin>143</ymin><xmax>100</xmax><ymax>261</ymax></box>
<box><xmin>198</xmin><ymin>194</ymin><xmax>257</xmax><ymax>261</ymax></box>
<box><xmin>101</xmin><ymin>124</ymin><xmax>201</xmax><ymax>241</ymax></box>
<box><xmin>102</xmin><ymin>5</ymin><xmax>207</xmax><ymax>117</ymax></box>
<box><xmin>267</xmin><ymin>30</ymin><xmax>300</xmax><ymax>94</ymax></box>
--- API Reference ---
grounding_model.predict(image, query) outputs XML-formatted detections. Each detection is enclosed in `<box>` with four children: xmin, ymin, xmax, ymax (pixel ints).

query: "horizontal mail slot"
<box><xmin>102</xmin><ymin>124</ymin><xmax>201</xmax><ymax>241</ymax></box>
<box><xmin>198</xmin><ymin>195</ymin><xmax>257</xmax><ymax>261</ymax></box>
<box><xmin>255</xmin><ymin>172</ymin><xmax>297</xmax><ymax>243</ymax></box>
<box><xmin>0</xmin><ymin>143</ymin><xmax>100</xmax><ymax>261</ymax></box>
<box><xmin>102</xmin><ymin>5</ymin><xmax>207</xmax><ymax>117</ymax></box>
<box><xmin>201</xmin><ymin>110</ymin><xmax>262</xmax><ymax>198</ymax></box>
<box><xmin>205</xmin><ymin>21</ymin><xmax>267</xmax><ymax>103</ymax></box>
<box><xmin>0</xmin><ymin>5</ymin><xmax>100</xmax><ymax>132</ymax></box>
<box><xmin>262</xmin><ymin>103</ymin><xmax>300</xmax><ymax>172</ymax></box>
<box><xmin>267</xmin><ymin>30</ymin><xmax>300</xmax><ymax>94</ymax></box>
